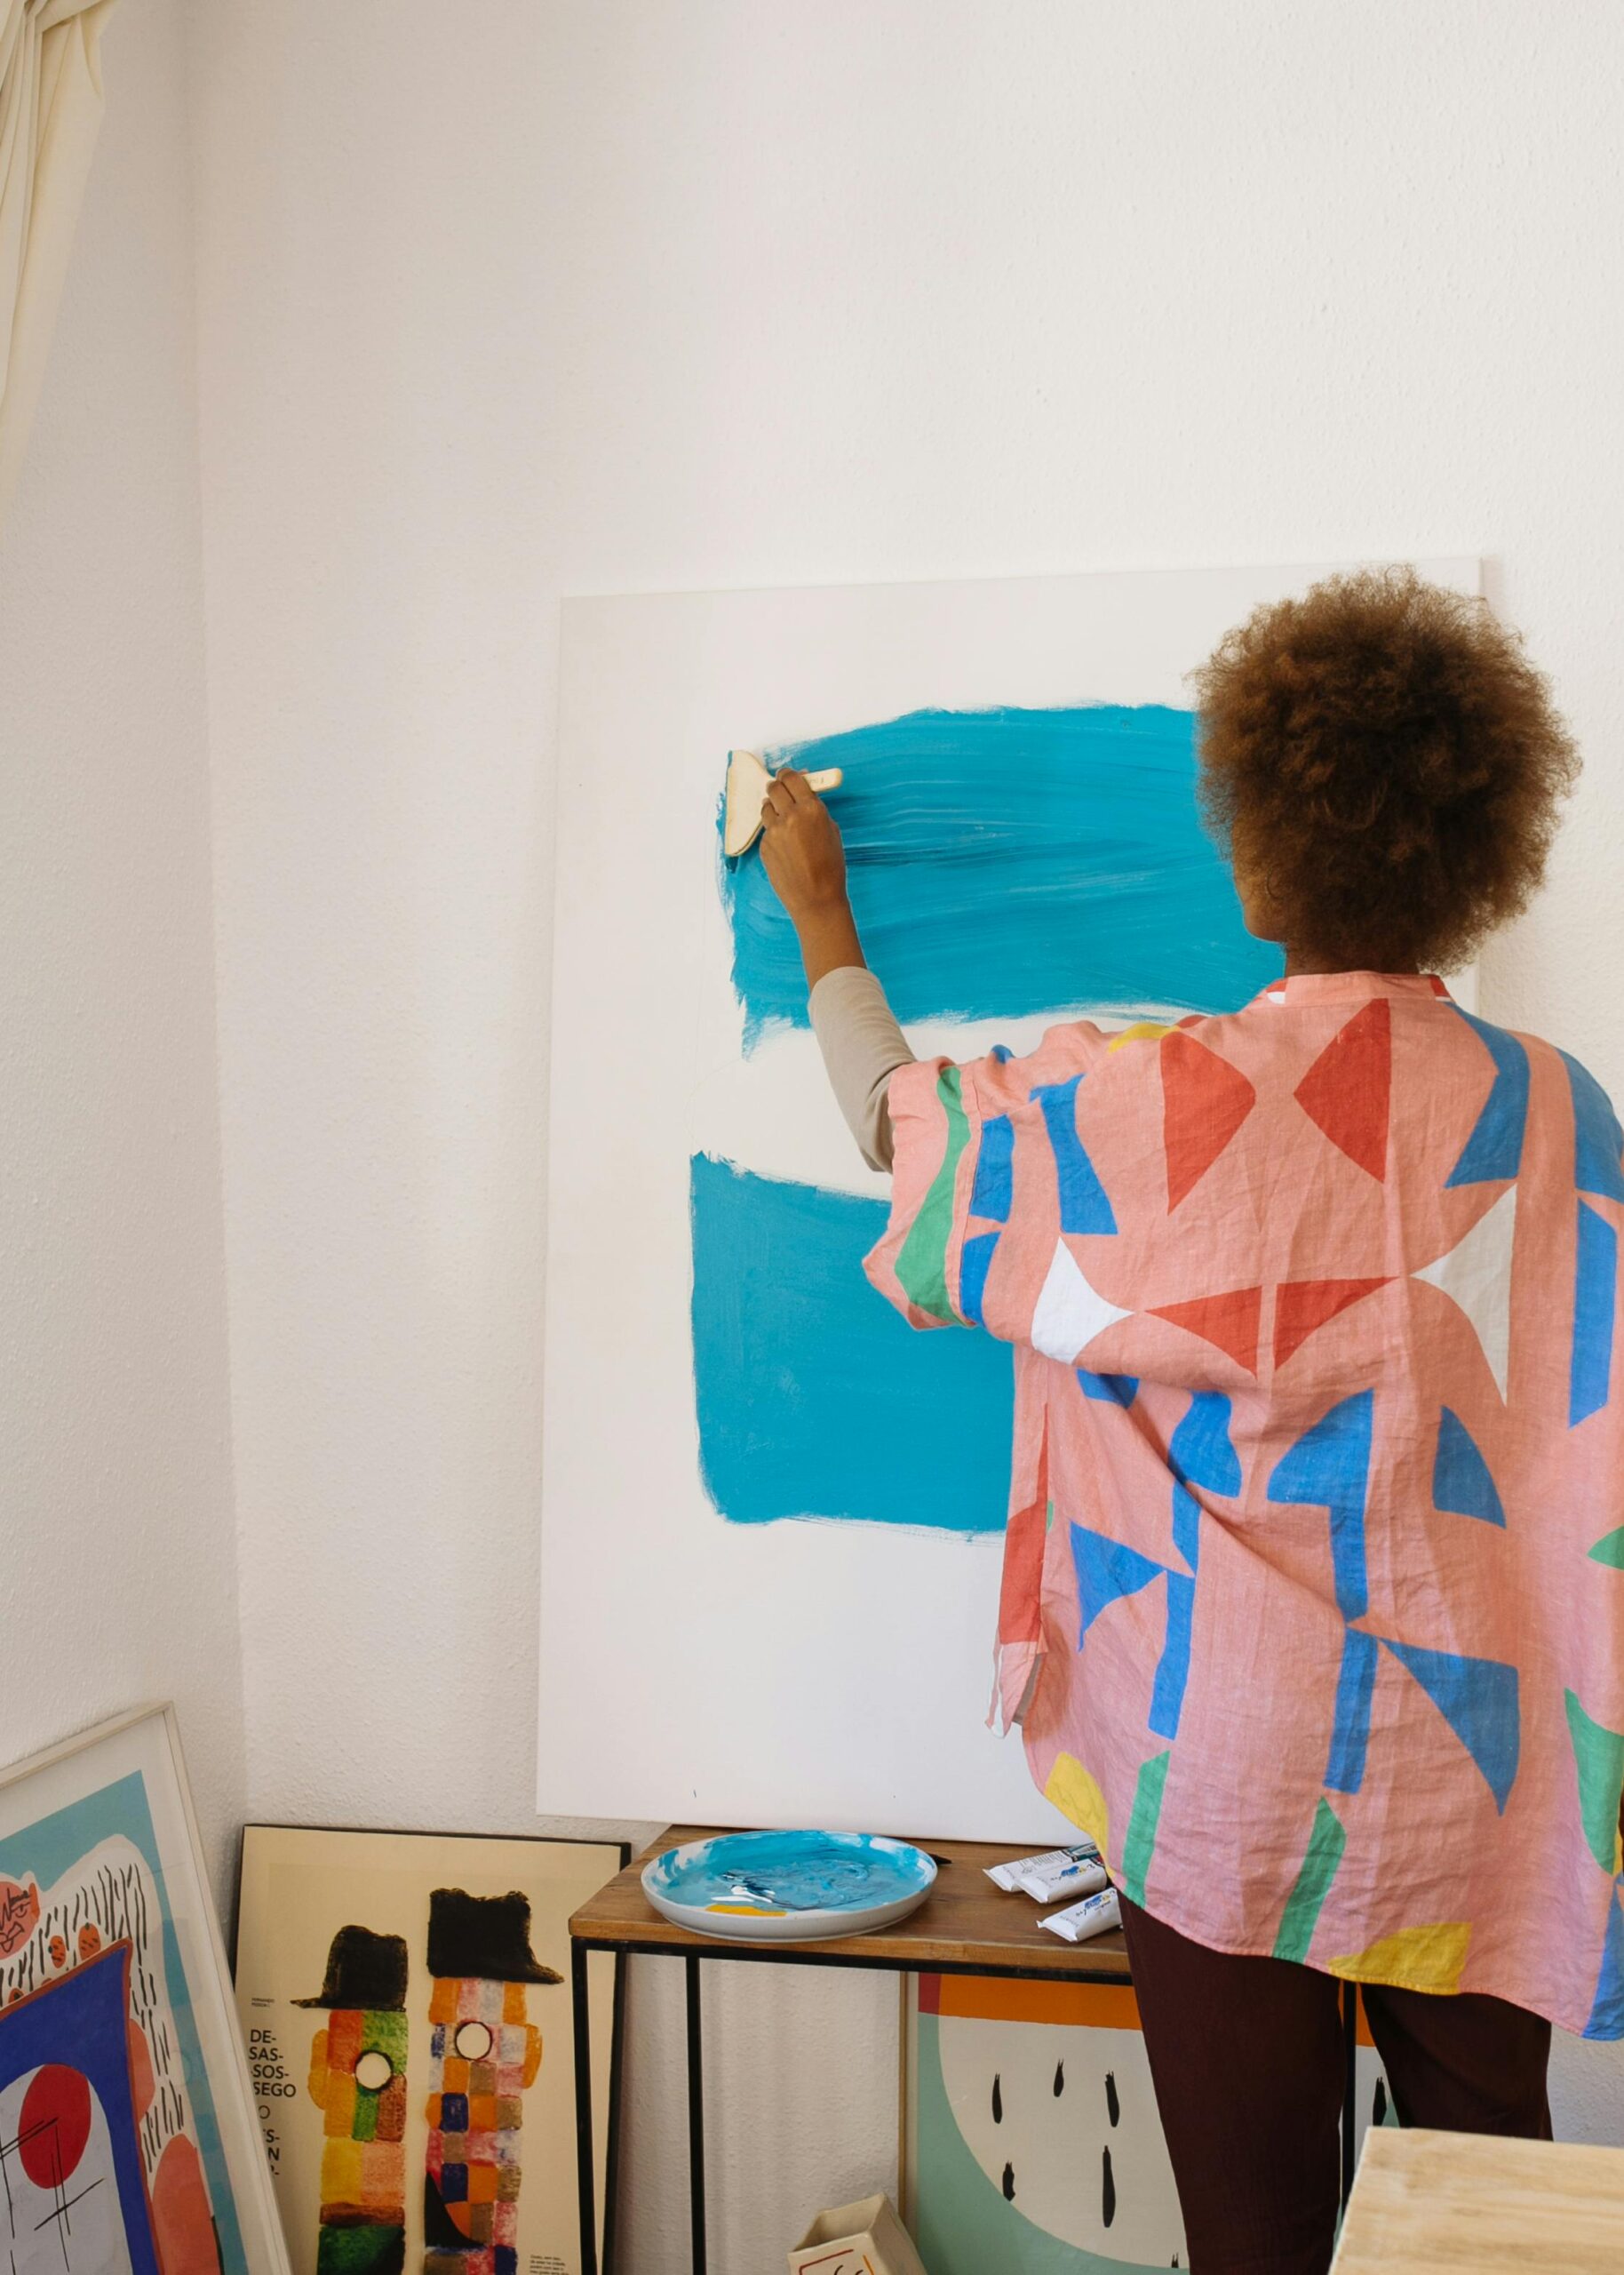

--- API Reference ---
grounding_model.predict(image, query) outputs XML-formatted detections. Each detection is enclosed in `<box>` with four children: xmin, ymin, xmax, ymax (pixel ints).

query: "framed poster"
<box><xmin>232</xmin><ymin>1828</ymin><xmax>626</xmax><ymax>2275</ymax></box>
<box><xmin>902</xmin><ymin>1972</ymin><xmax>1397</xmax><ymax>2271</ymax></box>
<box><xmin>538</xmin><ymin>558</ymin><xmax>1480</xmax><ymax>1839</ymax></box>
<box><xmin>0</xmin><ymin>1704</ymin><xmax>290</xmax><ymax>2275</ymax></box>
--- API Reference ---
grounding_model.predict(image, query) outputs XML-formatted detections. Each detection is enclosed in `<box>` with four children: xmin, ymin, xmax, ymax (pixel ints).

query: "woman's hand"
<box><xmin>758</xmin><ymin>768</ymin><xmax>868</xmax><ymax>988</ymax></box>
<box><xmin>758</xmin><ymin>769</ymin><xmax>847</xmax><ymax>918</ymax></box>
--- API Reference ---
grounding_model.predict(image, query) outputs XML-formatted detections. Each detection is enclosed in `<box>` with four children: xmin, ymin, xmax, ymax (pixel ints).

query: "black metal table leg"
<box><xmin>1341</xmin><ymin>1977</ymin><xmax>1358</xmax><ymax>2207</ymax></box>
<box><xmin>685</xmin><ymin>1953</ymin><xmax>707</xmax><ymax>2273</ymax></box>
<box><xmin>572</xmin><ymin>1939</ymin><xmax>598</xmax><ymax>2275</ymax></box>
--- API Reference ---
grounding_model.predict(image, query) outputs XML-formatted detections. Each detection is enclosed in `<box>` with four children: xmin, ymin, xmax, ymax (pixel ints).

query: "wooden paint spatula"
<box><xmin>722</xmin><ymin>748</ymin><xmax>845</xmax><ymax>858</ymax></box>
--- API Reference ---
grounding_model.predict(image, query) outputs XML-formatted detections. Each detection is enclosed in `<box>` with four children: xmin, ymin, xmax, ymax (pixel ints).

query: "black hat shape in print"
<box><xmin>426</xmin><ymin>1888</ymin><xmax>562</xmax><ymax>1985</ymax></box>
<box><xmin>294</xmin><ymin>1925</ymin><xmax>410</xmax><ymax>2010</ymax></box>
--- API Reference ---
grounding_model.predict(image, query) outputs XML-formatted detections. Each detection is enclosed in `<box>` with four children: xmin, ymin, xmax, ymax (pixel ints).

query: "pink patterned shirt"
<box><xmin>865</xmin><ymin>972</ymin><xmax>1624</xmax><ymax>2033</ymax></box>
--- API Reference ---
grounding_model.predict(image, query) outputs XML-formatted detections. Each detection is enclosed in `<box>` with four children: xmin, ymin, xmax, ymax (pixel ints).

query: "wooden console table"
<box><xmin>568</xmin><ymin>1825</ymin><xmax>1365</xmax><ymax>2275</ymax></box>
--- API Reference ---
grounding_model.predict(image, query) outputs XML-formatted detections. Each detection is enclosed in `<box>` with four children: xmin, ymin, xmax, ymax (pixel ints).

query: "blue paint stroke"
<box><xmin>1572</xmin><ymin>1198</ymin><xmax>1618</xmax><ymax>1428</ymax></box>
<box><xmin>1149</xmin><ymin>1570</ymin><xmax>1197</xmax><ymax>1741</ymax></box>
<box><xmin>720</xmin><ymin>705</ymin><xmax>1280</xmax><ymax>1046</ymax></box>
<box><xmin>1564</xmin><ymin>1050</ymin><xmax>1624</xmax><ymax>1201</ymax></box>
<box><xmin>689</xmin><ymin>1153</ymin><xmax>1012</xmax><ymax>1529</ymax></box>
<box><xmin>1445</xmin><ymin>1009</ymin><xmax>1529</xmax><ymax>1186</ymax></box>
<box><xmin>1432</xmin><ymin>1407</ymin><xmax>1505</xmax><ymax>1526</ymax></box>
<box><xmin>1031</xmin><ymin>1074</ymin><xmax>1118</xmax><ymax>1234</ymax></box>
<box><xmin>1325</xmin><ymin>1628</ymin><xmax>1379</xmax><ymax>1795</ymax></box>
<box><xmin>1380</xmin><ymin>1639</ymin><xmax>1519</xmax><ymax>1812</ymax></box>
<box><xmin>1267</xmin><ymin>1390</ymin><xmax>1374</xmax><ymax>1620</ymax></box>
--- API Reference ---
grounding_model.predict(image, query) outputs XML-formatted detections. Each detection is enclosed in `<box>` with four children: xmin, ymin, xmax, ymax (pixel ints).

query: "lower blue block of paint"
<box><xmin>690</xmin><ymin>1152</ymin><xmax>1013</xmax><ymax>1529</ymax></box>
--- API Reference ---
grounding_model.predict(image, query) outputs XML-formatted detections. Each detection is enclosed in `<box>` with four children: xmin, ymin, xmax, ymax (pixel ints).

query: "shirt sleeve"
<box><xmin>808</xmin><ymin>964</ymin><xmax>916</xmax><ymax>1171</ymax></box>
<box><xmin>863</xmin><ymin>1019</ymin><xmax>1116</xmax><ymax>1337</ymax></box>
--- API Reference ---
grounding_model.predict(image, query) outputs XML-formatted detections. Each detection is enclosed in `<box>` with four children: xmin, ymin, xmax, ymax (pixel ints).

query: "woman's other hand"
<box><xmin>758</xmin><ymin>768</ymin><xmax>867</xmax><ymax>987</ymax></box>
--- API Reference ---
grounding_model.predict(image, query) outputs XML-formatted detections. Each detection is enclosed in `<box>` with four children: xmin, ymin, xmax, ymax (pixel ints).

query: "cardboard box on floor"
<box><xmin>788</xmin><ymin>2193</ymin><xmax>929</xmax><ymax>2275</ymax></box>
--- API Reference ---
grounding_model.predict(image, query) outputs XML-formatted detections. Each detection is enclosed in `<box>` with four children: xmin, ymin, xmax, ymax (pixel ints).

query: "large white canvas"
<box><xmin>538</xmin><ymin>558</ymin><xmax>1479</xmax><ymax>1838</ymax></box>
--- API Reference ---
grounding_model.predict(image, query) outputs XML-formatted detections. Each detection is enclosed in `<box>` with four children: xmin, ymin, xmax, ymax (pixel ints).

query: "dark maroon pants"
<box><xmin>1118</xmin><ymin>1896</ymin><xmax>1552</xmax><ymax>2275</ymax></box>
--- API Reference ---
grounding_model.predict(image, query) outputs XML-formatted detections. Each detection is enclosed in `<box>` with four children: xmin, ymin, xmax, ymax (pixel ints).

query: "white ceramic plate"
<box><xmin>641</xmin><ymin>1829</ymin><xmax>937</xmax><ymax>1944</ymax></box>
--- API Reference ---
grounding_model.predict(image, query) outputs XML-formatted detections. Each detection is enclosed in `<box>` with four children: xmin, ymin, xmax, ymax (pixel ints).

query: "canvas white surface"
<box><xmin>537</xmin><ymin>558</ymin><xmax>1479</xmax><ymax>1838</ymax></box>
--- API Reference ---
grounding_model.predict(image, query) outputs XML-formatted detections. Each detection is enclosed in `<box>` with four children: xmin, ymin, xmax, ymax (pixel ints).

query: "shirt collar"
<box><xmin>1254</xmin><ymin>971</ymin><xmax>1453</xmax><ymax>1007</ymax></box>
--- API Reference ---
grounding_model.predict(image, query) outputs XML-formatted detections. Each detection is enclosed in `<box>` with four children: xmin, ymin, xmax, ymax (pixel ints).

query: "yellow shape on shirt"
<box><xmin>1045</xmin><ymin>1753</ymin><xmax>1110</xmax><ymax>1853</ymax></box>
<box><xmin>1330</xmin><ymin>1920</ymin><xmax>1472</xmax><ymax>1995</ymax></box>
<box><xmin>1107</xmin><ymin>1021</ymin><xmax>1177</xmax><ymax>1052</ymax></box>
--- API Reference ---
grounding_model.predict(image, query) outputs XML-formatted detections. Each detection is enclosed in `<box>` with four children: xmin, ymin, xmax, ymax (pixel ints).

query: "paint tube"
<box><xmin>1039</xmin><ymin>1885</ymin><xmax>1122</xmax><ymax>1944</ymax></box>
<box><xmin>984</xmin><ymin>1841</ymin><xmax>1103</xmax><ymax>1895</ymax></box>
<box><xmin>1015</xmin><ymin>1848</ymin><xmax>1111</xmax><ymax>1903</ymax></box>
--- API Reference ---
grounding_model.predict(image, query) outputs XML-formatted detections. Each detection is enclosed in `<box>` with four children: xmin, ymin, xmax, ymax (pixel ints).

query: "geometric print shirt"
<box><xmin>864</xmin><ymin>971</ymin><xmax>1624</xmax><ymax>2035</ymax></box>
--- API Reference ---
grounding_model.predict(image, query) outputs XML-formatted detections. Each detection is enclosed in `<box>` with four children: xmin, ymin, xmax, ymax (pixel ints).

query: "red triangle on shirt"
<box><xmin>1150</xmin><ymin>1286</ymin><xmax>1263</xmax><ymax>1374</ymax></box>
<box><xmin>1274</xmin><ymin>1278</ymin><xmax>1391</xmax><ymax>1369</ymax></box>
<box><xmin>1161</xmin><ymin>1031</ymin><xmax>1257</xmax><ymax>1210</ymax></box>
<box><xmin>1294</xmin><ymin>998</ymin><xmax>1391</xmax><ymax>1180</ymax></box>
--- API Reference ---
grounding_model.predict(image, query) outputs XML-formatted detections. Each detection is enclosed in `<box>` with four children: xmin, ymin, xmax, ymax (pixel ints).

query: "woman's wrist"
<box><xmin>793</xmin><ymin>894</ymin><xmax>867</xmax><ymax>991</ymax></box>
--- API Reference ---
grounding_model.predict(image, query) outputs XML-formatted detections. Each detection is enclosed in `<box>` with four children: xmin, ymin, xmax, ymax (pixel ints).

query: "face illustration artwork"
<box><xmin>421</xmin><ymin>1891</ymin><xmax>558</xmax><ymax>2275</ymax></box>
<box><xmin>299</xmin><ymin>1928</ymin><xmax>411</xmax><ymax>2275</ymax></box>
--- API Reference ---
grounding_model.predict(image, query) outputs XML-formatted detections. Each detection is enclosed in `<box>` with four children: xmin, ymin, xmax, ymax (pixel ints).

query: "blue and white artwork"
<box><xmin>695</xmin><ymin>700</ymin><xmax>1275</xmax><ymax>1531</ymax></box>
<box><xmin>537</xmin><ymin>561</ymin><xmax>1478</xmax><ymax>1832</ymax></box>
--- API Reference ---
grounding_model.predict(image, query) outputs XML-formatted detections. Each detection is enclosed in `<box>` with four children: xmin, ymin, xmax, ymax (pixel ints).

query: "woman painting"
<box><xmin>758</xmin><ymin>568</ymin><xmax>1618</xmax><ymax>2275</ymax></box>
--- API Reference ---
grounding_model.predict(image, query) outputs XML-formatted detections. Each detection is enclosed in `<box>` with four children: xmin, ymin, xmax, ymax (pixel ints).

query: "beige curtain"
<box><xmin>0</xmin><ymin>0</ymin><xmax>118</xmax><ymax>523</ymax></box>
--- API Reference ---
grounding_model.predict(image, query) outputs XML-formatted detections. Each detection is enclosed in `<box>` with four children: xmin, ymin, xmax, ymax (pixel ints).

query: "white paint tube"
<box><xmin>1039</xmin><ymin>1885</ymin><xmax>1122</xmax><ymax>1944</ymax></box>
<box><xmin>984</xmin><ymin>1840</ymin><xmax>1103</xmax><ymax>1895</ymax></box>
<box><xmin>1015</xmin><ymin>1848</ymin><xmax>1111</xmax><ymax>1902</ymax></box>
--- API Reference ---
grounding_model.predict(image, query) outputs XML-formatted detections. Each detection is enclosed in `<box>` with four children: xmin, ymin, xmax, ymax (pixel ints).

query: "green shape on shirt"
<box><xmin>1271</xmin><ymin>1798</ymin><xmax>1348</xmax><ymax>1963</ymax></box>
<box><xmin>1118</xmin><ymin>1749</ymin><xmax>1171</xmax><ymax>1907</ymax></box>
<box><xmin>1565</xmin><ymin>1688</ymin><xmax>1624</xmax><ymax>1873</ymax></box>
<box><xmin>1589</xmin><ymin>1527</ymin><xmax>1624</xmax><ymax>1569</ymax></box>
<box><xmin>893</xmin><ymin>1067</ymin><xmax>971</xmax><ymax>1325</ymax></box>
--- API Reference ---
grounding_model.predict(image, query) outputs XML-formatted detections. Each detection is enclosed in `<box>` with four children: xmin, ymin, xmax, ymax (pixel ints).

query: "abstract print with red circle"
<box><xmin>0</xmin><ymin>1943</ymin><xmax>160</xmax><ymax>2275</ymax></box>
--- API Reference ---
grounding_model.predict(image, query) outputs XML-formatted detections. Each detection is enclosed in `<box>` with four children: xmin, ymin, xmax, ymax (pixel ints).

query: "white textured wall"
<box><xmin>0</xmin><ymin>0</ymin><xmax>244</xmax><ymax>1890</ymax></box>
<box><xmin>187</xmin><ymin>2</ymin><xmax>1624</xmax><ymax>2264</ymax></box>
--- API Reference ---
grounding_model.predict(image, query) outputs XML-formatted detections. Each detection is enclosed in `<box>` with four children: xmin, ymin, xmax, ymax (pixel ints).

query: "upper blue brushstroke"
<box><xmin>720</xmin><ymin>704</ymin><xmax>1281</xmax><ymax>1047</ymax></box>
<box><xmin>690</xmin><ymin>1153</ymin><xmax>1013</xmax><ymax>1529</ymax></box>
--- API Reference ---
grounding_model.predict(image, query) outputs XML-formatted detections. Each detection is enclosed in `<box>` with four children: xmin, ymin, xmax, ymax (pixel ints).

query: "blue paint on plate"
<box><xmin>647</xmin><ymin>1830</ymin><xmax>935</xmax><ymax>1915</ymax></box>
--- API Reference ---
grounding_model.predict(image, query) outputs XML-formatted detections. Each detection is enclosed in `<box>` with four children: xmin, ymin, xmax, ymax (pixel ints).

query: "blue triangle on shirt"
<box><xmin>1586</xmin><ymin>1888</ymin><xmax>1624</xmax><ymax>2040</ymax></box>
<box><xmin>1432</xmin><ymin>1408</ymin><xmax>1506</xmax><ymax>1527</ymax></box>
<box><xmin>1445</xmin><ymin>1009</ymin><xmax>1529</xmax><ymax>1187</ymax></box>
<box><xmin>1070</xmin><ymin>1523</ymin><xmax>1165</xmax><ymax>1648</ymax></box>
<box><xmin>1266</xmin><ymin>1391</ymin><xmax>1373</xmax><ymax>1512</ymax></box>
<box><xmin>1381</xmin><ymin>1637</ymin><xmax>1520</xmax><ymax>1812</ymax></box>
